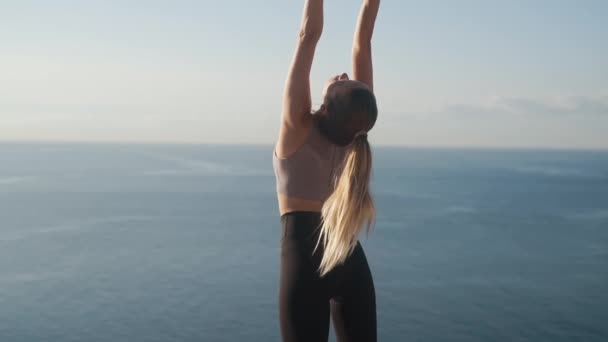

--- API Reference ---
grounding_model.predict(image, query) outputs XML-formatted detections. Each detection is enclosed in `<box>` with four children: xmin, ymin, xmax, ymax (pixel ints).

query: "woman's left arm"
<box><xmin>281</xmin><ymin>0</ymin><xmax>324</xmax><ymax>130</ymax></box>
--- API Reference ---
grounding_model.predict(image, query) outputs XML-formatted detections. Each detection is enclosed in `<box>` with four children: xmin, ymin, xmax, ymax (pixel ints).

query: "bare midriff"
<box><xmin>277</xmin><ymin>193</ymin><xmax>323</xmax><ymax>216</ymax></box>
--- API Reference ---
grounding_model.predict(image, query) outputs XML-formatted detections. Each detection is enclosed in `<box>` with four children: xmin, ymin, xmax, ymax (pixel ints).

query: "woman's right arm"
<box><xmin>352</xmin><ymin>0</ymin><xmax>380</xmax><ymax>92</ymax></box>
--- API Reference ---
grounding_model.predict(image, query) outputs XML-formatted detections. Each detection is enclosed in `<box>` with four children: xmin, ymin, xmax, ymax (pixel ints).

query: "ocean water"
<box><xmin>0</xmin><ymin>143</ymin><xmax>607</xmax><ymax>342</ymax></box>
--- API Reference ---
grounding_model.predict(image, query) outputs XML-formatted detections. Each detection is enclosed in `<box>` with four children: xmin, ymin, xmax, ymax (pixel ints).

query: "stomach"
<box><xmin>277</xmin><ymin>193</ymin><xmax>324</xmax><ymax>216</ymax></box>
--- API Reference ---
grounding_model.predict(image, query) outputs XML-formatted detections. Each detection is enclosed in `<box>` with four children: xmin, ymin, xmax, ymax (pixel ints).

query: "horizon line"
<box><xmin>0</xmin><ymin>139</ymin><xmax>606</xmax><ymax>153</ymax></box>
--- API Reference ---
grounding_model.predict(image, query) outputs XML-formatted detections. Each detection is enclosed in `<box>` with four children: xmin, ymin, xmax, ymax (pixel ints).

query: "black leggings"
<box><xmin>279</xmin><ymin>211</ymin><xmax>376</xmax><ymax>342</ymax></box>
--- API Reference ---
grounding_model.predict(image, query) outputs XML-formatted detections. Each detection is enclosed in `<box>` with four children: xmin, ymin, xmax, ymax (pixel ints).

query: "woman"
<box><xmin>273</xmin><ymin>0</ymin><xmax>380</xmax><ymax>341</ymax></box>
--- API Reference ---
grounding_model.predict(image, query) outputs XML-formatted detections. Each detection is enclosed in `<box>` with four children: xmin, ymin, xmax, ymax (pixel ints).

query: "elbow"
<box><xmin>299</xmin><ymin>28</ymin><xmax>322</xmax><ymax>43</ymax></box>
<box><xmin>353</xmin><ymin>32</ymin><xmax>373</xmax><ymax>51</ymax></box>
<box><xmin>353</xmin><ymin>41</ymin><xmax>372</xmax><ymax>53</ymax></box>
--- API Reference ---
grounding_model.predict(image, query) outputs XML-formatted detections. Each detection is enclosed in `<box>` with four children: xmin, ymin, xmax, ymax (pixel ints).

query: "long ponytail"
<box><xmin>317</xmin><ymin>134</ymin><xmax>375</xmax><ymax>276</ymax></box>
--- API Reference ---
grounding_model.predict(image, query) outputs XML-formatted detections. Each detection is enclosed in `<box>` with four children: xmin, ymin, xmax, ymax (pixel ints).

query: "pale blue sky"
<box><xmin>1</xmin><ymin>0</ymin><xmax>607</xmax><ymax>148</ymax></box>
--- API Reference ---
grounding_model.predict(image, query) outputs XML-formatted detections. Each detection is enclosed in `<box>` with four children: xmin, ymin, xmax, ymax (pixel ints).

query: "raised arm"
<box><xmin>352</xmin><ymin>0</ymin><xmax>380</xmax><ymax>91</ymax></box>
<box><xmin>281</xmin><ymin>0</ymin><xmax>324</xmax><ymax>129</ymax></box>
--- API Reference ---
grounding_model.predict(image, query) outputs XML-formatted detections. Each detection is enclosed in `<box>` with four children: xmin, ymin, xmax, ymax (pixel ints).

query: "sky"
<box><xmin>1</xmin><ymin>0</ymin><xmax>607</xmax><ymax>149</ymax></box>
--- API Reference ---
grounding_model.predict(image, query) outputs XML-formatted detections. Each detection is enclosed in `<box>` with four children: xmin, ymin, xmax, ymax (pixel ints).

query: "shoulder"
<box><xmin>275</xmin><ymin>114</ymin><xmax>314</xmax><ymax>160</ymax></box>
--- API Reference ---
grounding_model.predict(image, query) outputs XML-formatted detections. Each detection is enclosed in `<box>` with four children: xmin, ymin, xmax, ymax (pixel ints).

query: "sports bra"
<box><xmin>273</xmin><ymin>123</ymin><xmax>348</xmax><ymax>201</ymax></box>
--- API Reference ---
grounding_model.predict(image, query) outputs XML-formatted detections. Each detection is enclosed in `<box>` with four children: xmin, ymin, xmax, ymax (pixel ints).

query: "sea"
<box><xmin>0</xmin><ymin>143</ymin><xmax>607</xmax><ymax>342</ymax></box>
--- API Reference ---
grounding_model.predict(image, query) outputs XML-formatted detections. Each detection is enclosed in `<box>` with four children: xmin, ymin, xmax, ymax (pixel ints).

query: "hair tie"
<box><xmin>354</xmin><ymin>131</ymin><xmax>368</xmax><ymax>139</ymax></box>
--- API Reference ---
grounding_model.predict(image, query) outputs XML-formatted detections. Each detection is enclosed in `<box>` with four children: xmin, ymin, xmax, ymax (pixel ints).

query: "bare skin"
<box><xmin>276</xmin><ymin>0</ymin><xmax>380</xmax><ymax>215</ymax></box>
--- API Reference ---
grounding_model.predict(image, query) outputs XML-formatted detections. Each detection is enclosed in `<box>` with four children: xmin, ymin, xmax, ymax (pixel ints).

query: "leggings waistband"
<box><xmin>280</xmin><ymin>211</ymin><xmax>323</xmax><ymax>241</ymax></box>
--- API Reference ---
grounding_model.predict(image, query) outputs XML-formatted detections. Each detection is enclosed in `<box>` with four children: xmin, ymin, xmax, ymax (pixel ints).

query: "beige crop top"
<box><xmin>273</xmin><ymin>123</ymin><xmax>348</xmax><ymax>201</ymax></box>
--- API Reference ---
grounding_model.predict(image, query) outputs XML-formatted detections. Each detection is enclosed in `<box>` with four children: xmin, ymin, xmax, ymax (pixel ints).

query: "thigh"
<box><xmin>330</xmin><ymin>243</ymin><xmax>376</xmax><ymax>342</ymax></box>
<box><xmin>279</xmin><ymin>214</ymin><xmax>330</xmax><ymax>342</ymax></box>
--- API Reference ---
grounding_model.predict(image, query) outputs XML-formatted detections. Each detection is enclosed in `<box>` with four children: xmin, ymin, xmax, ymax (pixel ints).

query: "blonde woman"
<box><xmin>273</xmin><ymin>0</ymin><xmax>380</xmax><ymax>340</ymax></box>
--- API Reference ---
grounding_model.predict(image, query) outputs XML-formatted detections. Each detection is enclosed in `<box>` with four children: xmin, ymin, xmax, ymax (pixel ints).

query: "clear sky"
<box><xmin>1</xmin><ymin>0</ymin><xmax>607</xmax><ymax>149</ymax></box>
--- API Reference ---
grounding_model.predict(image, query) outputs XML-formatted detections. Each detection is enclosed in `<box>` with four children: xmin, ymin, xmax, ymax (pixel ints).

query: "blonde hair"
<box><xmin>316</xmin><ymin>134</ymin><xmax>375</xmax><ymax>276</ymax></box>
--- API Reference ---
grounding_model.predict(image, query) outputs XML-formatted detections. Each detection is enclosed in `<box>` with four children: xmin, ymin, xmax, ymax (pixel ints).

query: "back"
<box><xmin>273</xmin><ymin>123</ymin><xmax>348</xmax><ymax>204</ymax></box>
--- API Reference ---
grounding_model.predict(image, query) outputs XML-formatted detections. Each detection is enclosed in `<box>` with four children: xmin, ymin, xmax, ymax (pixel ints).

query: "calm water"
<box><xmin>0</xmin><ymin>143</ymin><xmax>607</xmax><ymax>342</ymax></box>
